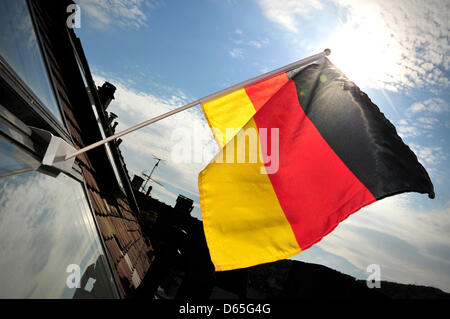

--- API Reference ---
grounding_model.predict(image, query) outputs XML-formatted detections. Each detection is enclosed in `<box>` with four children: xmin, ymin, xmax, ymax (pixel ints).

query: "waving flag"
<box><xmin>199</xmin><ymin>57</ymin><xmax>434</xmax><ymax>271</ymax></box>
<box><xmin>202</xmin><ymin>73</ymin><xmax>289</xmax><ymax>147</ymax></box>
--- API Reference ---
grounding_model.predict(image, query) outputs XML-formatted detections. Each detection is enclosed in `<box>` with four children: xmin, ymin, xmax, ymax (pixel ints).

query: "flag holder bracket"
<box><xmin>31</xmin><ymin>127</ymin><xmax>77</xmax><ymax>177</ymax></box>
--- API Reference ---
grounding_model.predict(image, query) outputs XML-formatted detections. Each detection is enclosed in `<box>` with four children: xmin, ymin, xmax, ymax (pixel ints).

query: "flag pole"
<box><xmin>65</xmin><ymin>49</ymin><xmax>330</xmax><ymax>160</ymax></box>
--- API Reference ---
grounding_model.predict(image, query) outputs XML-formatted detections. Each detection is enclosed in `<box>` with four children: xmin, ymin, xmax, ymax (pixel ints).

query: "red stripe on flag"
<box><xmin>245</xmin><ymin>73</ymin><xmax>290</xmax><ymax>112</ymax></box>
<box><xmin>250</xmin><ymin>79</ymin><xmax>376</xmax><ymax>250</ymax></box>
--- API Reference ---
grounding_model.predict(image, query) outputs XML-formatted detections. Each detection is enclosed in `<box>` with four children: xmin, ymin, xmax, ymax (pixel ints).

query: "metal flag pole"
<box><xmin>64</xmin><ymin>49</ymin><xmax>330</xmax><ymax>161</ymax></box>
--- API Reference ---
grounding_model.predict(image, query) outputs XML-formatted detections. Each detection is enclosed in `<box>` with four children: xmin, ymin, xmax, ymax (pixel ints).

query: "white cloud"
<box><xmin>230</xmin><ymin>27</ymin><xmax>270</xmax><ymax>57</ymax></box>
<box><xmin>408</xmin><ymin>98</ymin><xmax>449</xmax><ymax>113</ymax></box>
<box><xmin>248</xmin><ymin>39</ymin><xmax>270</xmax><ymax>48</ymax></box>
<box><xmin>396</xmin><ymin>97</ymin><xmax>447</xmax><ymax>138</ymax></box>
<box><xmin>256</xmin><ymin>0</ymin><xmax>323</xmax><ymax>33</ymax></box>
<box><xmin>92</xmin><ymin>74</ymin><xmax>217</xmax><ymax>204</ymax></box>
<box><xmin>256</xmin><ymin>0</ymin><xmax>449</xmax><ymax>92</ymax></box>
<box><xmin>0</xmin><ymin>173</ymin><xmax>105</xmax><ymax>298</ymax></box>
<box><xmin>229</xmin><ymin>48</ymin><xmax>244</xmax><ymax>59</ymax></box>
<box><xmin>77</xmin><ymin>0</ymin><xmax>149</xmax><ymax>29</ymax></box>
<box><xmin>233</xmin><ymin>38</ymin><xmax>269</xmax><ymax>49</ymax></box>
<box><xmin>247</xmin><ymin>40</ymin><xmax>262</xmax><ymax>48</ymax></box>
<box><xmin>150</xmin><ymin>182</ymin><xmax>179</xmax><ymax>203</ymax></box>
<box><xmin>397</xmin><ymin>124</ymin><xmax>421</xmax><ymax>138</ymax></box>
<box><xmin>314</xmin><ymin>195</ymin><xmax>450</xmax><ymax>292</ymax></box>
<box><xmin>418</xmin><ymin>117</ymin><xmax>439</xmax><ymax>126</ymax></box>
<box><xmin>409</xmin><ymin>143</ymin><xmax>447</xmax><ymax>166</ymax></box>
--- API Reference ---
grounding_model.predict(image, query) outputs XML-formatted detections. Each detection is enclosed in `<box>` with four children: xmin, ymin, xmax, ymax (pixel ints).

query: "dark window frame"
<box><xmin>66</xmin><ymin>29</ymin><xmax>141</xmax><ymax>217</ymax></box>
<box><xmin>66</xmin><ymin>32</ymin><xmax>126</xmax><ymax>192</ymax></box>
<box><xmin>0</xmin><ymin>1</ymin><xmax>128</xmax><ymax>298</ymax></box>
<box><xmin>0</xmin><ymin>103</ymin><xmax>121</xmax><ymax>298</ymax></box>
<box><xmin>26</xmin><ymin>0</ymin><xmax>75</xmax><ymax>141</ymax></box>
<box><xmin>0</xmin><ymin>0</ymin><xmax>72</xmax><ymax>142</ymax></box>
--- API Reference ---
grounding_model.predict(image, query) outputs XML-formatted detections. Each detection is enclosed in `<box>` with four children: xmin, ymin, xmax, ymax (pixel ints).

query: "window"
<box><xmin>0</xmin><ymin>137</ymin><xmax>38</xmax><ymax>176</ymax></box>
<box><xmin>0</xmin><ymin>0</ymin><xmax>61</xmax><ymax>122</ymax></box>
<box><xmin>73</xmin><ymin>49</ymin><xmax>124</xmax><ymax>190</ymax></box>
<box><xmin>0</xmin><ymin>134</ymin><xmax>119</xmax><ymax>298</ymax></box>
<box><xmin>92</xmin><ymin>105</ymin><xmax>124</xmax><ymax>189</ymax></box>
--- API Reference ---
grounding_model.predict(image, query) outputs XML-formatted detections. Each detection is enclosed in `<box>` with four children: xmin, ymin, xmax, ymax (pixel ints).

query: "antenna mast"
<box><xmin>141</xmin><ymin>156</ymin><xmax>165</xmax><ymax>193</ymax></box>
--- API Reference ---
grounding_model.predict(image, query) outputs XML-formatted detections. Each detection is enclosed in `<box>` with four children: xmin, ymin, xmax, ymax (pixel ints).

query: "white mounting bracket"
<box><xmin>31</xmin><ymin>127</ymin><xmax>77</xmax><ymax>177</ymax></box>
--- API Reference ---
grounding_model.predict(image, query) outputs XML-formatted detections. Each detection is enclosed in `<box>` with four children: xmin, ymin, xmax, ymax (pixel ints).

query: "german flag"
<box><xmin>199</xmin><ymin>57</ymin><xmax>434</xmax><ymax>271</ymax></box>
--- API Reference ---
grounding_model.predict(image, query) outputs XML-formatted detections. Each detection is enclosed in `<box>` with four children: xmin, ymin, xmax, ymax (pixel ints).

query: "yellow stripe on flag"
<box><xmin>201</xmin><ymin>88</ymin><xmax>256</xmax><ymax>148</ymax></box>
<box><xmin>198</xmin><ymin>118</ymin><xmax>301</xmax><ymax>271</ymax></box>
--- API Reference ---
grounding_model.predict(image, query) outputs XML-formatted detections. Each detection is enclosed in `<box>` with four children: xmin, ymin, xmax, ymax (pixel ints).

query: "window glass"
<box><xmin>0</xmin><ymin>137</ymin><xmax>37</xmax><ymax>176</ymax></box>
<box><xmin>0</xmin><ymin>0</ymin><xmax>61</xmax><ymax>122</ymax></box>
<box><xmin>0</xmin><ymin>136</ymin><xmax>118</xmax><ymax>298</ymax></box>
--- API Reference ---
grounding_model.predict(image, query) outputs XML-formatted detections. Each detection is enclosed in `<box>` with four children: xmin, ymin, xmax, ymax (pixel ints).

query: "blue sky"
<box><xmin>75</xmin><ymin>0</ymin><xmax>449</xmax><ymax>292</ymax></box>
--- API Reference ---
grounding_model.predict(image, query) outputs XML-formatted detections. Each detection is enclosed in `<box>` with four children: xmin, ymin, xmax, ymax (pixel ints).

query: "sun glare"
<box><xmin>322</xmin><ymin>12</ymin><xmax>402</xmax><ymax>91</ymax></box>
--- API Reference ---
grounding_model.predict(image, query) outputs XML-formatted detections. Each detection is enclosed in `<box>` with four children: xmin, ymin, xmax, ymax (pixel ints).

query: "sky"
<box><xmin>75</xmin><ymin>0</ymin><xmax>450</xmax><ymax>292</ymax></box>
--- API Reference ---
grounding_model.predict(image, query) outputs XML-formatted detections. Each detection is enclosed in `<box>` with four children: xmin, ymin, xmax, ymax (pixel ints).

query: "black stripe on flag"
<box><xmin>286</xmin><ymin>58</ymin><xmax>434</xmax><ymax>200</ymax></box>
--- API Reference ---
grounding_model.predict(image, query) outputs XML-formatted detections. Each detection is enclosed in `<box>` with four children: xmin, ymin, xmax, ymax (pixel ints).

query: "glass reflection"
<box><xmin>0</xmin><ymin>137</ymin><xmax>118</xmax><ymax>298</ymax></box>
<box><xmin>0</xmin><ymin>137</ymin><xmax>33</xmax><ymax>176</ymax></box>
<box><xmin>0</xmin><ymin>171</ymin><xmax>118</xmax><ymax>298</ymax></box>
<box><xmin>0</xmin><ymin>0</ymin><xmax>61</xmax><ymax>121</ymax></box>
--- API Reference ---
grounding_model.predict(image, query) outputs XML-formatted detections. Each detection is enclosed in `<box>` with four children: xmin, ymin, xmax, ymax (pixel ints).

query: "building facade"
<box><xmin>0</xmin><ymin>0</ymin><xmax>152</xmax><ymax>298</ymax></box>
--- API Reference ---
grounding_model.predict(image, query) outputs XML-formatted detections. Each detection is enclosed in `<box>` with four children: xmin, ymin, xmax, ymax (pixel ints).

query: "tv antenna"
<box><xmin>141</xmin><ymin>155</ymin><xmax>165</xmax><ymax>193</ymax></box>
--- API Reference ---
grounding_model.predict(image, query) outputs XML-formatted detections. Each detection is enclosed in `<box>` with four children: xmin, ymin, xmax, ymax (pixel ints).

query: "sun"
<box><xmin>321</xmin><ymin>13</ymin><xmax>402</xmax><ymax>92</ymax></box>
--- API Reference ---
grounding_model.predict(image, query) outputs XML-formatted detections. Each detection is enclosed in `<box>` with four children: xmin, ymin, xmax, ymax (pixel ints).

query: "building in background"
<box><xmin>0</xmin><ymin>0</ymin><xmax>152</xmax><ymax>298</ymax></box>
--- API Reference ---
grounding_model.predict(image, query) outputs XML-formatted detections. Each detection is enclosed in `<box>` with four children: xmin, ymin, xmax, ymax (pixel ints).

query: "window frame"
<box><xmin>66</xmin><ymin>30</ymin><xmax>128</xmax><ymax>194</ymax></box>
<box><xmin>26</xmin><ymin>0</ymin><xmax>77</xmax><ymax>137</ymax></box>
<box><xmin>0</xmin><ymin>1</ymin><xmax>126</xmax><ymax>298</ymax></box>
<box><xmin>0</xmin><ymin>103</ymin><xmax>121</xmax><ymax>298</ymax></box>
<box><xmin>0</xmin><ymin>0</ymin><xmax>72</xmax><ymax>141</ymax></box>
<box><xmin>67</xmin><ymin>30</ymin><xmax>141</xmax><ymax>216</ymax></box>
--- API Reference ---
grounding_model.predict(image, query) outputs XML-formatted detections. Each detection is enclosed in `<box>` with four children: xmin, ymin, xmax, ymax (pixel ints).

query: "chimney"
<box><xmin>174</xmin><ymin>195</ymin><xmax>194</xmax><ymax>215</ymax></box>
<box><xmin>111</xmin><ymin>121</ymin><xmax>119</xmax><ymax>132</ymax></box>
<box><xmin>145</xmin><ymin>186</ymin><xmax>152</xmax><ymax>196</ymax></box>
<box><xmin>131</xmin><ymin>175</ymin><xmax>145</xmax><ymax>191</ymax></box>
<box><xmin>106</xmin><ymin>112</ymin><xmax>118</xmax><ymax>126</ymax></box>
<box><xmin>97</xmin><ymin>81</ymin><xmax>116</xmax><ymax>110</ymax></box>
